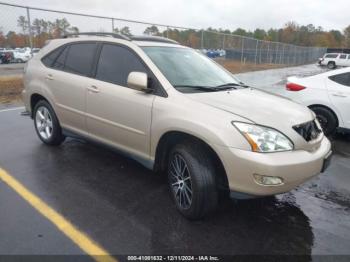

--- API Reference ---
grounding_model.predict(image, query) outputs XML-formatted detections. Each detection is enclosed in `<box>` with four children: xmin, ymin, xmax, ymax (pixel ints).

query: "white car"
<box><xmin>286</xmin><ymin>67</ymin><xmax>350</xmax><ymax>135</ymax></box>
<box><xmin>12</xmin><ymin>49</ymin><xmax>31</xmax><ymax>63</ymax></box>
<box><xmin>318</xmin><ymin>53</ymin><xmax>350</xmax><ymax>69</ymax></box>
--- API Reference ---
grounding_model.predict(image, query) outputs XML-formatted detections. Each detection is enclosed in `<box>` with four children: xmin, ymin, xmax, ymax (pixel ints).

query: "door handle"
<box><xmin>87</xmin><ymin>85</ymin><xmax>100</xmax><ymax>93</ymax></box>
<box><xmin>45</xmin><ymin>74</ymin><xmax>54</xmax><ymax>80</ymax></box>
<box><xmin>332</xmin><ymin>93</ymin><xmax>347</xmax><ymax>98</ymax></box>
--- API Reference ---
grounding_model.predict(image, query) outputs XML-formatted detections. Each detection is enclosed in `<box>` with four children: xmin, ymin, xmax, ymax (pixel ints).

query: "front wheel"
<box><xmin>33</xmin><ymin>100</ymin><xmax>65</xmax><ymax>146</ymax></box>
<box><xmin>168</xmin><ymin>142</ymin><xmax>218</xmax><ymax>220</ymax></box>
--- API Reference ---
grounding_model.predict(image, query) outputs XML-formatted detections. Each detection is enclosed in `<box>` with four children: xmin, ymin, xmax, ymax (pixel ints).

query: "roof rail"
<box><xmin>63</xmin><ymin>32</ymin><xmax>130</xmax><ymax>40</ymax></box>
<box><xmin>130</xmin><ymin>36</ymin><xmax>178</xmax><ymax>44</ymax></box>
<box><xmin>62</xmin><ymin>32</ymin><xmax>179</xmax><ymax>44</ymax></box>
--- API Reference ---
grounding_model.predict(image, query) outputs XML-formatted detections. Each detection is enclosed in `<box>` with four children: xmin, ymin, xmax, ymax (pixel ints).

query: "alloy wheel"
<box><xmin>169</xmin><ymin>153</ymin><xmax>193</xmax><ymax>209</ymax></box>
<box><xmin>35</xmin><ymin>106</ymin><xmax>53</xmax><ymax>140</ymax></box>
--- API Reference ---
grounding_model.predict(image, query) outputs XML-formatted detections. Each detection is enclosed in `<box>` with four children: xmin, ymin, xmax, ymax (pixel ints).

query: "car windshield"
<box><xmin>142</xmin><ymin>46</ymin><xmax>243</xmax><ymax>92</ymax></box>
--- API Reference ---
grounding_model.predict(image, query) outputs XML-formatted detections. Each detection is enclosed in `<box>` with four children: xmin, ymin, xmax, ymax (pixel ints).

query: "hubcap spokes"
<box><xmin>169</xmin><ymin>154</ymin><xmax>192</xmax><ymax>209</ymax></box>
<box><xmin>35</xmin><ymin>107</ymin><xmax>53</xmax><ymax>140</ymax></box>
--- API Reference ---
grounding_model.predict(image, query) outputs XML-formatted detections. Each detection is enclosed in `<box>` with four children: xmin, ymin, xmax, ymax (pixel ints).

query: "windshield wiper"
<box><xmin>173</xmin><ymin>85</ymin><xmax>221</xmax><ymax>92</ymax></box>
<box><xmin>174</xmin><ymin>83</ymin><xmax>250</xmax><ymax>92</ymax></box>
<box><xmin>215</xmin><ymin>83</ymin><xmax>250</xmax><ymax>90</ymax></box>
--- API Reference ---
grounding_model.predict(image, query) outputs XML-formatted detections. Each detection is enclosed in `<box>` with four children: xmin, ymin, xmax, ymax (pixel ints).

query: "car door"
<box><xmin>338</xmin><ymin>54</ymin><xmax>347</xmax><ymax>66</ymax></box>
<box><xmin>346</xmin><ymin>54</ymin><xmax>350</xmax><ymax>67</ymax></box>
<box><xmin>86</xmin><ymin>43</ymin><xmax>156</xmax><ymax>160</ymax></box>
<box><xmin>43</xmin><ymin>42</ymin><xmax>98</xmax><ymax>134</ymax></box>
<box><xmin>327</xmin><ymin>72</ymin><xmax>350</xmax><ymax>128</ymax></box>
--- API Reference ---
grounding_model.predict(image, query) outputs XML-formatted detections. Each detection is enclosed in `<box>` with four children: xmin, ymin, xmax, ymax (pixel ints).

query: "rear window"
<box><xmin>64</xmin><ymin>43</ymin><xmax>97</xmax><ymax>76</ymax></box>
<box><xmin>329</xmin><ymin>72</ymin><xmax>350</xmax><ymax>87</ymax></box>
<box><xmin>325</xmin><ymin>54</ymin><xmax>338</xmax><ymax>59</ymax></box>
<box><xmin>339</xmin><ymin>54</ymin><xmax>347</xmax><ymax>59</ymax></box>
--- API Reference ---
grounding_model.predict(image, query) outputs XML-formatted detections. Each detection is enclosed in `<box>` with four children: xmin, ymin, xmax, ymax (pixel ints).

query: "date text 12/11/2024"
<box><xmin>127</xmin><ymin>256</ymin><xmax>220</xmax><ymax>261</ymax></box>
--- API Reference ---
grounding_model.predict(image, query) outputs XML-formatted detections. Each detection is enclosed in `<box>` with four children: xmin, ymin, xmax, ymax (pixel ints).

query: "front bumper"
<box><xmin>216</xmin><ymin>136</ymin><xmax>332</xmax><ymax>196</ymax></box>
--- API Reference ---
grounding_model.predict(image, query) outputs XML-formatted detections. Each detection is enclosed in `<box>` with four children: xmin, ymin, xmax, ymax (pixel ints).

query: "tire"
<box><xmin>167</xmin><ymin>142</ymin><xmax>218</xmax><ymax>220</ymax></box>
<box><xmin>327</xmin><ymin>61</ymin><xmax>336</xmax><ymax>69</ymax></box>
<box><xmin>311</xmin><ymin>106</ymin><xmax>337</xmax><ymax>136</ymax></box>
<box><xmin>33</xmin><ymin>100</ymin><xmax>65</xmax><ymax>146</ymax></box>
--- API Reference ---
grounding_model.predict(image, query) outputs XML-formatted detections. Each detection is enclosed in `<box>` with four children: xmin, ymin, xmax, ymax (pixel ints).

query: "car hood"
<box><xmin>187</xmin><ymin>88</ymin><xmax>314</xmax><ymax>128</ymax></box>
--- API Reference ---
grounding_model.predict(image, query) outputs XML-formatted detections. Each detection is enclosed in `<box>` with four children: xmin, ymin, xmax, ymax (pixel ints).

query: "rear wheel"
<box><xmin>311</xmin><ymin>106</ymin><xmax>337</xmax><ymax>136</ymax></box>
<box><xmin>327</xmin><ymin>61</ymin><xmax>336</xmax><ymax>69</ymax></box>
<box><xmin>168</xmin><ymin>142</ymin><xmax>218</xmax><ymax>220</ymax></box>
<box><xmin>33</xmin><ymin>100</ymin><xmax>65</xmax><ymax>146</ymax></box>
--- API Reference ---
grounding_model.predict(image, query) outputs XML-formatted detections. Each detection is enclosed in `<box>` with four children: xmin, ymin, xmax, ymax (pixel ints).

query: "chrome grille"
<box><xmin>293</xmin><ymin>120</ymin><xmax>322</xmax><ymax>142</ymax></box>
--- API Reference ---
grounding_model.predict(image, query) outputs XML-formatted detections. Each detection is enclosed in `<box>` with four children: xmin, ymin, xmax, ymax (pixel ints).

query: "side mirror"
<box><xmin>127</xmin><ymin>72</ymin><xmax>149</xmax><ymax>92</ymax></box>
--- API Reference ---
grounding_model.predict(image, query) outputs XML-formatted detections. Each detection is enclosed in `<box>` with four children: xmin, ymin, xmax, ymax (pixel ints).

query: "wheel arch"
<box><xmin>30</xmin><ymin>93</ymin><xmax>49</xmax><ymax>118</ymax></box>
<box><xmin>153</xmin><ymin>130</ymin><xmax>229</xmax><ymax>193</ymax></box>
<box><xmin>327</xmin><ymin>61</ymin><xmax>336</xmax><ymax>69</ymax></box>
<box><xmin>308</xmin><ymin>104</ymin><xmax>340</xmax><ymax>127</ymax></box>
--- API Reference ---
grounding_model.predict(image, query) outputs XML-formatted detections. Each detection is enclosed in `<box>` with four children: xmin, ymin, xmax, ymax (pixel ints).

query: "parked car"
<box><xmin>318</xmin><ymin>53</ymin><xmax>350</xmax><ymax>69</ymax></box>
<box><xmin>286</xmin><ymin>68</ymin><xmax>350</xmax><ymax>135</ymax></box>
<box><xmin>0</xmin><ymin>51</ymin><xmax>13</xmax><ymax>64</ymax></box>
<box><xmin>22</xmin><ymin>33</ymin><xmax>332</xmax><ymax>219</ymax></box>
<box><xmin>10</xmin><ymin>49</ymin><xmax>32</xmax><ymax>63</ymax></box>
<box><xmin>206</xmin><ymin>49</ymin><xmax>221</xmax><ymax>58</ymax></box>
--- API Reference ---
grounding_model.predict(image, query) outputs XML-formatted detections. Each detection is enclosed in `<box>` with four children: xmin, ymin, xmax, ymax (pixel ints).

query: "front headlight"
<box><xmin>232</xmin><ymin>122</ymin><xmax>294</xmax><ymax>152</ymax></box>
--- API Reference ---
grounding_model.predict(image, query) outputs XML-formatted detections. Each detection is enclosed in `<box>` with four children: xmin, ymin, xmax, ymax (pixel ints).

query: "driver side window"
<box><xmin>95</xmin><ymin>44</ymin><xmax>147</xmax><ymax>87</ymax></box>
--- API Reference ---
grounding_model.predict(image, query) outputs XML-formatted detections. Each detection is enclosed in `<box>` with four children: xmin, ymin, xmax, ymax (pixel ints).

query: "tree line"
<box><xmin>0</xmin><ymin>16</ymin><xmax>349</xmax><ymax>49</ymax></box>
<box><xmin>0</xmin><ymin>16</ymin><xmax>80</xmax><ymax>48</ymax></box>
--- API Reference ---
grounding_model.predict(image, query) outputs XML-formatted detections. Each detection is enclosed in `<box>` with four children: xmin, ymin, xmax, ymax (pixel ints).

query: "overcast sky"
<box><xmin>2</xmin><ymin>0</ymin><xmax>350</xmax><ymax>32</ymax></box>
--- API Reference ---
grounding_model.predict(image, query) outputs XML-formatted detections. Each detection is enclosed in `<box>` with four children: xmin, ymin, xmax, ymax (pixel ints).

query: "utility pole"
<box><xmin>26</xmin><ymin>7</ymin><xmax>33</xmax><ymax>49</ymax></box>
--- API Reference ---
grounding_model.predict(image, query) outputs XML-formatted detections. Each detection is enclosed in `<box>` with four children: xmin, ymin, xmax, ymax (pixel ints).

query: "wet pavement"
<box><xmin>0</xmin><ymin>63</ymin><xmax>24</xmax><ymax>77</ymax></box>
<box><xmin>0</xmin><ymin>64</ymin><xmax>350</xmax><ymax>260</ymax></box>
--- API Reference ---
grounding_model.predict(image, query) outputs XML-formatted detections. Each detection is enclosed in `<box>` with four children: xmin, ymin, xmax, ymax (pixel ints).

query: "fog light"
<box><xmin>253</xmin><ymin>174</ymin><xmax>284</xmax><ymax>186</ymax></box>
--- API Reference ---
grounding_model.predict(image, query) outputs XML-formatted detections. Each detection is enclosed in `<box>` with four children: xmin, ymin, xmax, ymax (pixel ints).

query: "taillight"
<box><xmin>286</xmin><ymin>82</ymin><xmax>306</xmax><ymax>91</ymax></box>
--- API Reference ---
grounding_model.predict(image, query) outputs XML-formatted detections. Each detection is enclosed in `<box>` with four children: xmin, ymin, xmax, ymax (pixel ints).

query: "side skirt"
<box><xmin>62</xmin><ymin>128</ymin><xmax>155</xmax><ymax>170</ymax></box>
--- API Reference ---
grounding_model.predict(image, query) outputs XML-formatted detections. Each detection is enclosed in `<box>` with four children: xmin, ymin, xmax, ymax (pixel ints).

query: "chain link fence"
<box><xmin>0</xmin><ymin>1</ymin><xmax>326</xmax><ymax>67</ymax></box>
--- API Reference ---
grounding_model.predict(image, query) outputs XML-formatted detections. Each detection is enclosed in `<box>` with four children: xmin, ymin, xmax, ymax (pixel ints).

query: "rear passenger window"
<box><xmin>64</xmin><ymin>43</ymin><xmax>97</xmax><ymax>76</ymax></box>
<box><xmin>339</xmin><ymin>54</ymin><xmax>347</xmax><ymax>59</ymax></box>
<box><xmin>329</xmin><ymin>72</ymin><xmax>350</xmax><ymax>87</ymax></box>
<box><xmin>52</xmin><ymin>46</ymin><xmax>68</xmax><ymax>70</ymax></box>
<box><xmin>41</xmin><ymin>47</ymin><xmax>63</xmax><ymax>67</ymax></box>
<box><xmin>96</xmin><ymin>44</ymin><xmax>147</xmax><ymax>86</ymax></box>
